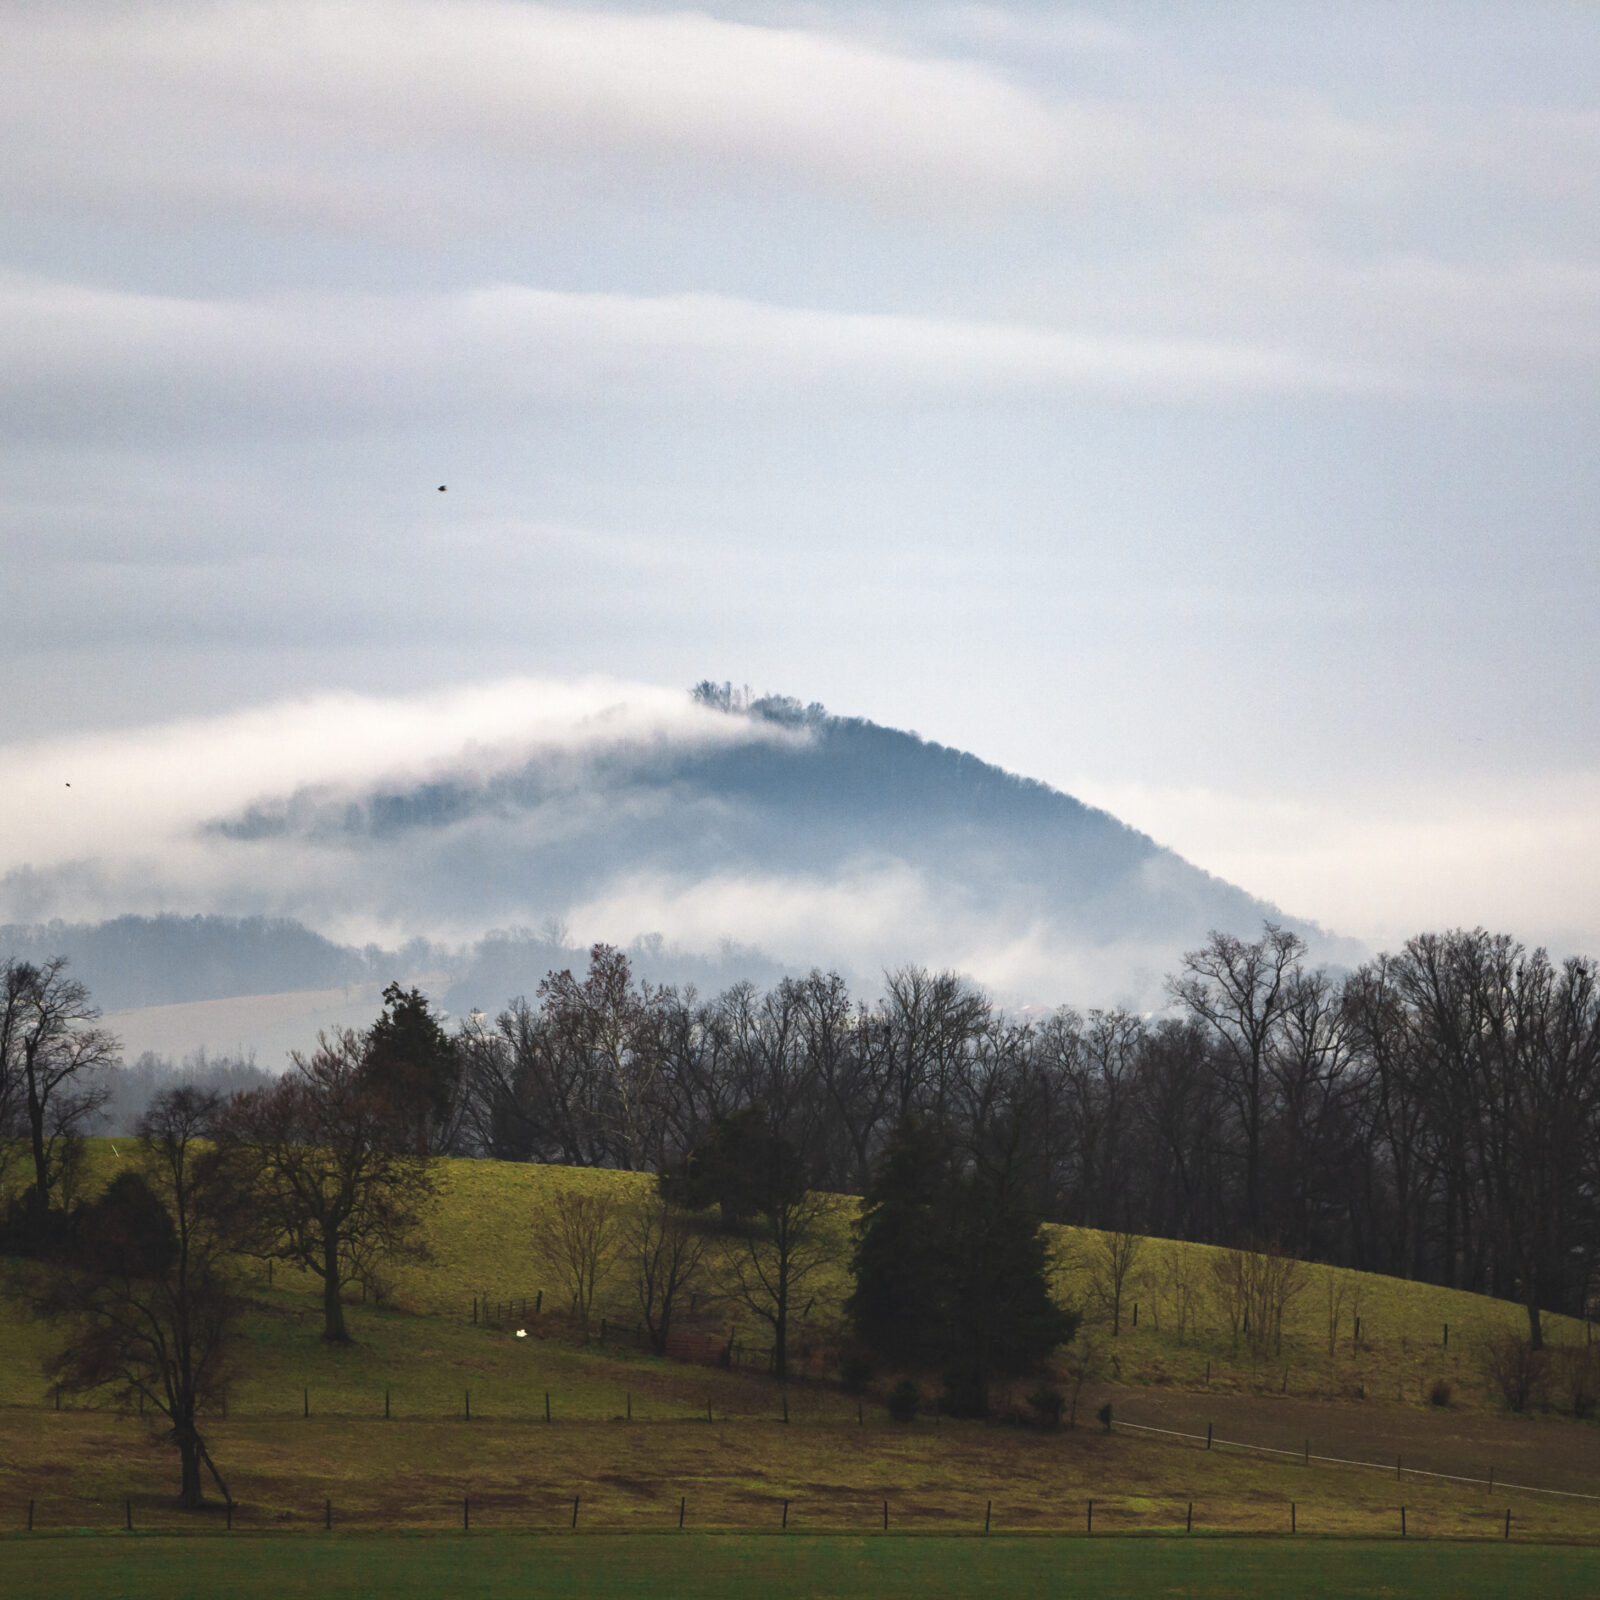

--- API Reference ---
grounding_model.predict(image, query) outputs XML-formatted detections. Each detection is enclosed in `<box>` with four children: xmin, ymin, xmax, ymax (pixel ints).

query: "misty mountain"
<box><xmin>1</xmin><ymin>692</ymin><xmax>1358</xmax><ymax>1039</ymax></box>
<box><xmin>203</xmin><ymin>692</ymin><xmax>1352</xmax><ymax>1007</ymax></box>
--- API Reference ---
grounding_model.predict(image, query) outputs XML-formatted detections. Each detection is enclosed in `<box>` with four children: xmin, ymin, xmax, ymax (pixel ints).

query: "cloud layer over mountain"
<box><xmin>0</xmin><ymin>677</ymin><xmax>1341</xmax><ymax>1009</ymax></box>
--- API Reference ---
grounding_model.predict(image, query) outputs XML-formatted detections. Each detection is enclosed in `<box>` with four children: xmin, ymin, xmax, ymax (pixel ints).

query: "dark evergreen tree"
<box><xmin>850</xmin><ymin>1116</ymin><xmax>1077</xmax><ymax>1415</ymax></box>
<box><xmin>663</xmin><ymin>1107</ymin><xmax>802</xmax><ymax>1223</ymax></box>
<box><xmin>940</xmin><ymin>1171</ymin><xmax>1078</xmax><ymax>1415</ymax></box>
<box><xmin>362</xmin><ymin>982</ymin><xmax>461</xmax><ymax>1153</ymax></box>
<box><xmin>846</xmin><ymin>1117</ymin><xmax>950</xmax><ymax>1368</ymax></box>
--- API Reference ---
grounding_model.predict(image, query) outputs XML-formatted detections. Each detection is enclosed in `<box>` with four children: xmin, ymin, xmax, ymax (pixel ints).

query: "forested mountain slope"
<box><xmin>2</xmin><ymin>693</ymin><xmax>1353</xmax><ymax>1026</ymax></box>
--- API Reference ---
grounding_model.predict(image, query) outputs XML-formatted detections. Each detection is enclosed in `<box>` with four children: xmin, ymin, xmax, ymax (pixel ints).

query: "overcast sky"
<box><xmin>5</xmin><ymin>1</ymin><xmax>1600</xmax><ymax>958</ymax></box>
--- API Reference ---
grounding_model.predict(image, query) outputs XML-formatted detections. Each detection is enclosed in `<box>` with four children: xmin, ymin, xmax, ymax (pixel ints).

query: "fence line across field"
<box><xmin>1111</xmin><ymin>1418</ymin><xmax>1600</xmax><ymax>1503</ymax></box>
<box><xmin>7</xmin><ymin>1490</ymin><xmax>1532</xmax><ymax>1540</ymax></box>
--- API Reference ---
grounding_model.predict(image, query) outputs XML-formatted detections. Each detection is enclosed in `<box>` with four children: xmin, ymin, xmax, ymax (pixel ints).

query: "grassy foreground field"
<box><xmin>4</xmin><ymin>1534</ymin><xmax>1599</xmax><ymax>1600</ymax></box>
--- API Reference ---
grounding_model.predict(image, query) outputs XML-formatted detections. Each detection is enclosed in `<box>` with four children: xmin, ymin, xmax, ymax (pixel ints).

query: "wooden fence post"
<box><xmin>1087</xmin><ymin>1498</ymin><xmax>1094</xmax><ymax>1534</ymax></box>
<box><xmin>571</xmin><ymin>1495</ymin><xmax>580</xmax><ymax>1529</ymax></box>
<box><xmin>303</xmin><ymin>1387</ymin><xmax>309</xmax><ymax>1418</ymax></box>
<box><xmin>679</xmin><ymin>1495</ymin><xmax>685</xmax><ymax>1529</ymax></box>
<box><xmin>1400</xmin><ymin>1506</ymin><xmax>1407</xmax><ymax>1538</ymax></box>
<box><xmin>985</xmin><ymin>1499</ymin><xmax>992</xmax><ymax>1533</ymax></box>
<box><xmin>463</xmin><ymin>1497</ymin><xmax>469</xmax><ymax>1532</ymax></box>
<box><xmin>1186</xmin><ymin>1501</ymin><xmax>1193</xmax><ymax>1533</ymax></box>
<box><xmin>782</xmin><ymin>1499</ymin><xmax>788</xmax><ymax>1530</ymax></box>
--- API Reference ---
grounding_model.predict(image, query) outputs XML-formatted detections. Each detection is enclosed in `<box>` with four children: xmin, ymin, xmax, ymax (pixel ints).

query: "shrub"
<box><xmin>839</xmin><ymin>1351</ymin><xmax>874</xmax><ymax>1394</ymax></box>
<box><xmin>1028</xmin><ymin>1386</ymin><xmax>1065</xmax><ymax>1428</ymax></box>
<box><xmin>1478</xmin><ymin>1331</ymin><xmax>1547</xmax><ymax>1413</ymax></box>
<box><xmin>887</xmin><ymin>1378</ymin><xmax>921</xmax><ymax>1423</ymax></box>
<box><xmin>1552</xmin><ymin>1345</ymin><xmax>1600</xmax><ymax>1419</ymax></box>
<box><xmin>1427</xmin><ymin>1377</ymin><xmax>1452</xmax><ymax>1408</ymax></box>
<box><xmin>940</xmin><ymin>1367</ymin><xmax>989</xmax><ymax>1419</ymax></box>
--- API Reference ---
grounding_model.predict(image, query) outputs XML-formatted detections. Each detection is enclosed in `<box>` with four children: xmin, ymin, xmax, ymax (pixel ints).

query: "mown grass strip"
<box><xmin>2</xmin><ymin>1534</ymin><xmax>1600</xmax><ymax>1600</ymax></box>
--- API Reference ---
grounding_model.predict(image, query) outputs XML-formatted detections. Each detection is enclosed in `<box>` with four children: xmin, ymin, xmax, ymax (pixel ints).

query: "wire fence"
<box><xmin>0</xmin><ymin>1488</ymin><xmax>1546</xmax><ymax>1542</ymax></box>
<box><xmin>1110</xmin><ymin>1417</ymin><xmax>1600</xmax><ymax>1504</ymax></box>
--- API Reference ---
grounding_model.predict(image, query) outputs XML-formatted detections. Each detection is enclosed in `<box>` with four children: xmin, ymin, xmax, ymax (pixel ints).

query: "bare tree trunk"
<box><xmin>773</xmin><ymin>1266</ymin><xmax>789</xmax><ymax>1383</ymax></box>
<box><xmin>322</xmin><ymin>1236</ymin><xmax>348</xmax><ymax>1343</ymax></box>
<box><xmin>177</xmin><ymin>1427</ymin><xmax>204</xmax><ymax>1508</ymax></box>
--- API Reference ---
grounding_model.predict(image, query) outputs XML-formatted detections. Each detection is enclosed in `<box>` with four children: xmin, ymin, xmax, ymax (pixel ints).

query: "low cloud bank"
<box><xmin>0</xmin><ymin>677</ymin><xmax>1315</xmax><ymax>1010</ymax></box>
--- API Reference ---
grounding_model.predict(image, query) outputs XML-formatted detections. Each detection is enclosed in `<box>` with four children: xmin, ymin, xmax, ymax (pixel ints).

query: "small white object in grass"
<box><xmin>516</xmin><ymin>1329</ymin><xmax>527</xmax><ymax>1338</ymax></box>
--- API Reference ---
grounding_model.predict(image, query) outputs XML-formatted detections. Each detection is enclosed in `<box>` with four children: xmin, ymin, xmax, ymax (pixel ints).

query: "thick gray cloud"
<box><xmin>4</xmin><ymin>1</ymin><xmax>1600</xmax><ymax>958</ymax></box>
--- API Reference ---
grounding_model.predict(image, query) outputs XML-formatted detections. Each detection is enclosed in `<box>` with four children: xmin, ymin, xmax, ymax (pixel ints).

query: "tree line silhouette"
<box><xmin>449</xmin><ymin>925</ymin><xmax>1600</xmax><ymax>1344</ymax></box>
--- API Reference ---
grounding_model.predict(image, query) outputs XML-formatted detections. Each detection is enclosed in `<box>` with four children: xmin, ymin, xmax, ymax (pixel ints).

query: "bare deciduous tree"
<box><xmin>1170</xmin><ymin>925</ymin><xmax>1305</xmax><ymax>1235</ymax></box>
<box><xmin>1210</xmin><ymin>1241</ymin><xmax>1306</xmax><ymax>1357</ymax></box>
<box><xmin>533</xmin><ymin>1188</ymin><xmax>623</xmax><ymax>1339</ymax></box>
<box><xmin>1089</xmin><ymin>1228</ymin><xmax>1144</xmax><ymax>1337</ymax></box>
<box><xmin>221</xmin><ymin>1029</ymin><xmax>436</xmax><ymax>1343</ymax></box>
<box><xmin>626</xmin><ymin>1184</ymin><xmax>708</xmax><ymax>1355</ymax></box>
<box><xmin>1325</xmin><ymin>1271</ymin><xmax>1350</xmax><ymax>1359</ymax></box>
<box><xmin>1156</xmin><ymin>1243</ymin><xmax>1203</xmax><ymax>1344</ymax></box>
<box><xmin>1062</xmin><ymin>1330</ymin><xmax>1107</xmax><ymax>1429</ymax></box>
<box><xmin>716</xmin><ymin>1185</ymin><xmax>834</xmax><ymax>1382</ymax></box>
<box><xmin>1</xmin><ymin>957</ymin><xmax>117</xmax><ymax>1231</ymax></box>
<box><xmin>45</xmin><ymin>1087</ymin><xmax>251</xmax><ymax>1507</ymax></box>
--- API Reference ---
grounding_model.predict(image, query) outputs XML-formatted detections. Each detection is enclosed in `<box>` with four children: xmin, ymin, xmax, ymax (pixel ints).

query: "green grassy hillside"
<box><xmin>7</xmin><ymin>1143</ymin><xmax>1584</xmax><ymax>1415</ymax></box>
<box><xmin>236</xmin><ymin>1148</ymin><xmax>1585</xmax><ymax>1417</ymax></box>
<box><xmin>2</xmin><ymin>1145</ymin><xmax>1597</xmax><ymax>1552</ymax></box>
